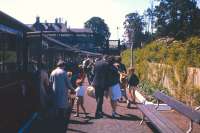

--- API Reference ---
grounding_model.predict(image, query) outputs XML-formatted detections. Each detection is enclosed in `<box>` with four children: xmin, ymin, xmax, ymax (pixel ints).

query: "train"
<box><xmin>0</xmin><ymin>11</ymin><xmax>101</xmax><ymax>132</ymax></box>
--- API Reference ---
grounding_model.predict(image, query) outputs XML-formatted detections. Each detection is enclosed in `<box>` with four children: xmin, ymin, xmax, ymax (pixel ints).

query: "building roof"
<box><xmin>28</xmin><ymin>19</ymin><xmax>93</xmax><ymax>33</ymax></box>
<box><xmin>0</xmin><ymin>11</ymin><xmax>32</xmax><ymax>33</ymax></box>
<box><xmin>68</xmin><ymin>28</ymin><xmax>93</xmax><ymax>33</ymax></box>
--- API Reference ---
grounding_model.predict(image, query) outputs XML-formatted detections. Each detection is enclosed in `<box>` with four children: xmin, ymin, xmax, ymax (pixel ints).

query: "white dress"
<box><xmin>110</xmin><ymin>83</ymin><xmax>122</xmax><ymax>100</ymax></box>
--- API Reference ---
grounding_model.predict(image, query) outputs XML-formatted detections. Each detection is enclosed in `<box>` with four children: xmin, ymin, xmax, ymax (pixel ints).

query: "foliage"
<box><xmin>121</xmin><ymin>49</ymin><xmax>132</xmax><ymax>68</ymax></box>
<box><xmin>189</xmin><ymin>87</ymin><xmax>200</xmax><ymax>105</ymax></box>
<box><xmin>121</xmin><ymin>36</ymin><xmax>200</xmax><ymax>105</ymax></box>
<box><xmin>84</xmin><ymin>17</ymin><xmax>110</xmax><ymax>49</ymax></box>
<box><xmin>0</xmin><ymin>51</ymin><xmax>17</xmax><ymax>62</ymax></box>
<box><xmin>138</xmin><ymin>80</ymin><xmax>170</xmax><ymax>103</ymax></box>
<box><xmin>153</xmin><ymin>0</ymin><xmax>200</xmax><ymax>39</ymax></box>
<box><xmin>123</xmin><ymin>12</ymin><xmax>146</xmax><ymax>48</ymax></box>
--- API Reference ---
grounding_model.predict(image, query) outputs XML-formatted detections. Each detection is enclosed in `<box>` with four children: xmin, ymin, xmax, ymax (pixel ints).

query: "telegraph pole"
<box><xmin>131</xmin><ymin>31</ymin><xmax>135</xmax><ymax>67</ymax></box>
<box><xmin>128</xmin><ymin>29</ymin><xmax>134</xmax><ymax>67</ymax></box>
<box><xmin>131</xmin><ymin>42</ymin><xmax>133</xmax><ymax>67</ymax></box>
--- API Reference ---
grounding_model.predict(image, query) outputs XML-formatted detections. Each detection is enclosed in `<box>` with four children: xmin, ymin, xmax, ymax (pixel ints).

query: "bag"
<box><xmin>86</xmin><ymin>86</ymin><xmax>96</xmax><ymax>98</ymax></box>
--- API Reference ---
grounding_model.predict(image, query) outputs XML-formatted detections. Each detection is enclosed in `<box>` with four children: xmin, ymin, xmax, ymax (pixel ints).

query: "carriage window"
<box><xmin>27</xmin><ymin>39</ymin><xmax>40</xmax><ymax>73</ymax></box>
<box><xmin>0</xmin><ymin>33</ymin><xmax>17</xmax><ymax>73</ymax></box>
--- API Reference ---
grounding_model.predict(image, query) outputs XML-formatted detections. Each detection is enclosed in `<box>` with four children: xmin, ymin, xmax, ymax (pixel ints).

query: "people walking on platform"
<box><xmin>116</xmin><ymin>56</ymin><xmax>127</xmax><ymax>73</ymax></box>
<box><xmin>107</xmin><ymin>56</ymin><xmax>122</xmax><ymax>118</ymax></box>
<box><xmin>92</xmin><ymin>56</ymin><xmax>109</xmax><ymax>119</ymax></box>
<box><xmin>74</xmin><ymin>79</ymin><xmax>87</xmax><ymax>118</ymax></box>
<box><xmin>127</xmin><ymin>67</ymin><xmax>139</xmax><ymax>108</ymax></box>
<box><xmin>39</xmin><ymin>63</ymin><xmax>49</xmax><ymax>118</ymax></box>
<box><xmin>87</xmin><ymin>60</ymin><xmax>95</xmax><ymax>85</ymax></box>
<box><xmin>82</xmin><ymin>57</ymin><xmax>93</xmax><ymax>85</ymax></box>
<box><xmin>67</xmin><ymin>71</ymin><xmax>72</xmax><ymax>81</ymax></box>
<box><xmin>115</xmin><ymin>56</ymin><xmax>130</xmax><ymax>106</ymax></box>
<box><xmin>49</xmin><ymin>60</ymin><xmax>74</xmax><ymax>133</ymax></box>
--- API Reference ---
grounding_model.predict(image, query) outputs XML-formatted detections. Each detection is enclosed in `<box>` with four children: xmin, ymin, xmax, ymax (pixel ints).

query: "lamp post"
<box><xmin>131</xmin><ymin>38</ymin><xmax>134</xmax><ymax>67</ymax></box>
<box><xmin>128</xmin><ymin>29</ymin><xmax>134</xmax><ymax>67</ymax></box>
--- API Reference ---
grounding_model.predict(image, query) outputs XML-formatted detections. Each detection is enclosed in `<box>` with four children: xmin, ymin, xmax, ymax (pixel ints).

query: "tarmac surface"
<box><xmin>67</xmin><ymin>81</ymin><xmax>155</xmax><ymax>133</ymax></box>
<box><xmin>30</xmin><ymin>80</ymin><xmax>200</xmax><ymax>133</ymax></box>
<box><xmin>67</xmin><ymin>80</ymin><xmax>200</xmax><ymax>133</ymax></box>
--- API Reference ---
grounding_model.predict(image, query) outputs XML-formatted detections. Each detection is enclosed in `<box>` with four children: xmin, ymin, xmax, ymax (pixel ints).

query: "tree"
<box><xmin>84</xmin><ymin>17</ymin><xmax>110</xmax><ymax>49</ymax></box>
<box><xmin>154</xmin><ymin>0</ymin><xmax>200</xmax><ymax>39</ymax></box>
<box><xmin>146</xmin><ymin>0</ymin><xmax>156</xmax><ymax>34</ymax></box>
<box><xmin>123</xmin><ymin>12</ymin><xmax>145</xmax><ymax>48</ymax></box>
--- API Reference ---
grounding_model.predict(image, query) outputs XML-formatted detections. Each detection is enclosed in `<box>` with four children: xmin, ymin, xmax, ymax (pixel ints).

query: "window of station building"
<box><xmin>0</xmin><ymin>33</ymin><xmax>18</xmax><ymax>73</ymax></box>
<box><xmin>27</xmin><ymin>40</ymin><xmax>40</xmax><ymax>73</ymax></box>
<box><xmin>27</xmin><ymin>38</ymin><xmax>50</xmax><ymax>72</ymax></box>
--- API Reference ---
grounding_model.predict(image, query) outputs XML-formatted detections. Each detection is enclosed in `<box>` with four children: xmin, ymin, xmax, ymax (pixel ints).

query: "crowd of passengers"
<box><xmin>38</xmin><ymin>55</ymin><xmax>139</xmax><ymax>124</ymax></box>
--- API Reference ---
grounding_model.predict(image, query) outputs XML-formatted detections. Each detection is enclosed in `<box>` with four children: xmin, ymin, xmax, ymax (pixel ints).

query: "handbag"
<box><xmin>86</xmin><ymin>86</ymin><xmax>96</xmax><ymax>98</ymax></box>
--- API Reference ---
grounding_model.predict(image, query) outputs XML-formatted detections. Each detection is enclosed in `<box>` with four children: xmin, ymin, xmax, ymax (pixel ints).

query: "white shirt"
<box><xmin>75</xmin><ymin>86</ymin><xmax>85</xmax><ymax>96</ymax></box>
<box><xmin>50</xmin><ymin>67</ymin><xmax>73</xmax><ymax>109</ymax></box>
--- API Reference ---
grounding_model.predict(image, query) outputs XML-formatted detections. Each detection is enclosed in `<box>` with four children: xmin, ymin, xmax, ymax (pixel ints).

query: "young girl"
<box><xmin>127</xmin><ymin>67</ymin><xmax>139</xmax><ymax>108</ymax></box>
<box><xmin>74</xmin><ymin>79</ymin><xmax>87</xmax><ymax>117</ymax></box>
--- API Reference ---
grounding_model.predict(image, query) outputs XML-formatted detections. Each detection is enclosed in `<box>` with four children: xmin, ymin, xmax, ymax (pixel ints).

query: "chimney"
<box><xmin>36</xmin><ymin>16</ymin><xmax>40</xmax><ymax>23</ymax></box>
<box><xmin>55</xmin><ymin>18</ymin><xmax>58</xmax><ymax>23</ymax></box>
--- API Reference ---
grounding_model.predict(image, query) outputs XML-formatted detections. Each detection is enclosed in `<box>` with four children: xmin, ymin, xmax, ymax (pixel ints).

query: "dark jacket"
<box><xmin>92</xmin><ymin>60</ymin><xmax>109</xmax><ymax>90</ymax></box>
<box><xmin>127</xmin><ymin>74</ymin><xmax>139</xmax><ymax>86</ymax></box>
<box><xmin>119</xmin><ymin>63</ymin><xmax>127</xmax><ymax>73</ymax></box>
<box><xmin>108</xmin><ymin>65</ymin><xmax>120</xmax><ymax>87</ymax></box>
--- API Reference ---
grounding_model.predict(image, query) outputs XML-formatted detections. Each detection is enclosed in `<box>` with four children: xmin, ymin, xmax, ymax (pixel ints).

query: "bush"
<box><xmin>121</xmin><ymin>36</ymin><xmax>200</xmax><ymax>105</ymax></box>
<box><xmin>138</xmin><ymin>80</ymin><xmax>169</xmax><ymax>102</ymax></box>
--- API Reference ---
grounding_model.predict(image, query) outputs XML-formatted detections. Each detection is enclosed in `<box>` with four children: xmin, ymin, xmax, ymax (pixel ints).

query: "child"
<box><xmin>127</xmin><ymin>67</ymin><xmax>139</xmax><ymax>108</ymax></box>
<box><xmin>74</xmin><ymin>79</ymin><xmax>87</xmax><ymax>117</ymax></box>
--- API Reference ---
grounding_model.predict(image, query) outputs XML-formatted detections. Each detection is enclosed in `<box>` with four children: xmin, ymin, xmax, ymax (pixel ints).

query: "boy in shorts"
<box><xmin>74</xmin><ymin>79</ymin><xmax>87</xmax><ymax>117</ymax></box>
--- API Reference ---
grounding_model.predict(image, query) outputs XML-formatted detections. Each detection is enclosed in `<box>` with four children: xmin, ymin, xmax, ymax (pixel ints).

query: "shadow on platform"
<box><xmin>69</xmin><ymin>119</ymin><xmax>93</xmax><ymax>125</ymax></box>
<box><xmin>67</xmin><ymin>128</ymin><xmax>87</xmax><ymax>133</ymax></box>
<box><xmin>102</xmin><ymin>113</ymin><xmax>141</xmax><ymax>121</ymax></box>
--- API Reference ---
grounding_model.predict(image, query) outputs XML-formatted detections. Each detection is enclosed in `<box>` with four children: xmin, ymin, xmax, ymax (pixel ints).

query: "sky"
<box><xmin>1</xmin><ymin>0</ymin><xmax>151</xmax><ymax>39</ymax></box>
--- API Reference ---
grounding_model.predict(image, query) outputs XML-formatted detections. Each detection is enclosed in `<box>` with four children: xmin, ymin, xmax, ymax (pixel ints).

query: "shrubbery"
<box><xmin>121</xmin><ymin>36</ymin><xmax>200</xmax><ymax>105</ymax></box>
<box><xmin>138</xmin><ymin>80</ymin><xmax>169</xmax><ymax>103</ymax></box>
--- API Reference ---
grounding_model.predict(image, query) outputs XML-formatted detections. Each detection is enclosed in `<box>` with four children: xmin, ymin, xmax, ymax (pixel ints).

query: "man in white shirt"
<box><xmin>49</xmin><ymin>60</ymin><xmax>74</xmax><ymax>132</ymax></box>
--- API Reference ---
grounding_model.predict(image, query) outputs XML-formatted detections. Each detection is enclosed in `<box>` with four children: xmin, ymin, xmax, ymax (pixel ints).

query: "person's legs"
<box><xmin>120</xmin><ymin>81</ymin><xmax>128</xmax><ymax>102</ymax></box>
<box><xmin>80</xmin><ymin>104</ymin><xmax>87</xmax><ymax>117</ymax></box>
<box><xmin>53</xmin><ymin>108</ymin><xmax>66</xmax><ymax>133</ymax></box>
<box><xmin>131</xmin><ymin>88</ymin><xmax>136</xmax><ymax>103</ymax></box>
<box><xmin>110</xmin><ymin>100</ymin><xmax>117</xmax><ymax>116</ymax></box>
<box><xmin>74</xmin><ymin>97</ymin><xmax>79</xmax><ymax>117</ymax></box>
<box><xmin>95</xmin><ymin>96</ymin><xmax>103</xmax><ymax>115</ymax></box>
<box><xmin>110</xmin><ymin>100</ymin><xmax>115</xmax><ymax>112</ymax></box>
<box><xmin>126</xmin><ymin>86</ymin><xmax>132</xmax><ymax>108</ymax></box>
<box><xmin>87</xmin><ymin>72</ymin><xmax>92</xmax><ymax>85</ymax></box>
<box><xmin>86</xmin><ymin>74</ymin><xmax>90</xmax><ymax>85</ymax></box>
<box><xmin>95</xmin><ymin>89</ymin><xmax>104</xmax><ymax>118</ymax></box>
<box><xmin>123</xmin><ymin>86</ymin><xmax>129</xmax><ymax>101</ymax></box>
<box><xmin>80</xmin><ymin>97</ymin><xmax>87</xmax><ymax>117</ymax></box>
<box><xmin>71</xmin><ymin>98</ymin><xmax>75</xmax><ymax>109</ymax></box>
